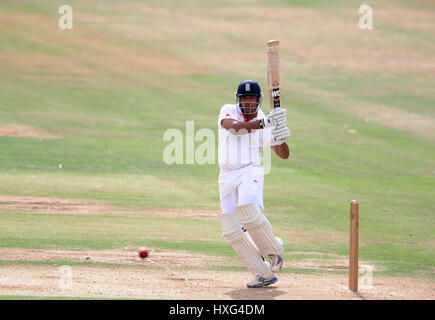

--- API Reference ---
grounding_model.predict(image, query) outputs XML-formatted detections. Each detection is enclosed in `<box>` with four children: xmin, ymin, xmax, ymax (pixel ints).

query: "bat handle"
<box><xmin>271</xmin><ymin>88</ymin><xmax>281</xmax><ymax>109</ymax></box>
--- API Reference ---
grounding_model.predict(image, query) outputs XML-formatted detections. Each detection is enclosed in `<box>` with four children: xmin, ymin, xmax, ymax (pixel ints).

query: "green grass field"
<box><xmin>0</xmin><ymin>0</ymin><xmax>434</xmax><ymax>299</ymax></box>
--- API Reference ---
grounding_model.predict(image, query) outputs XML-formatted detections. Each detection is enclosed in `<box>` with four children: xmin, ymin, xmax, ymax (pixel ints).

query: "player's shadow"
<box><xmin>226</xmin><ymin>286</ymin><xmax>286</xmax><ymax>300</ymax></box>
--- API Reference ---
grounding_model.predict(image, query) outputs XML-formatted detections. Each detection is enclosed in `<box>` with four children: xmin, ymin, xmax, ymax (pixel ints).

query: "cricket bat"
<box><xmin>266</xmin><ymin>40</ymin><xmax>281</xmax><ymax>109</ymax></box>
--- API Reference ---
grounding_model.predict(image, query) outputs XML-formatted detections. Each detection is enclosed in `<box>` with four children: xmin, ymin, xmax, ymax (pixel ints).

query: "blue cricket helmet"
<box><xmin>235</xmin><ymin>80</ymin><xmax>263</xmax><ymax>115</ymax></box>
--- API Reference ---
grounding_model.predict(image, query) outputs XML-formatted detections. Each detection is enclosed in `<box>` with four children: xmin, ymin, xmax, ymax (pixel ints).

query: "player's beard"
<box><xmin>240</xmin><ymin>102</ymin><xmax>259</xmax><ymax>115</ymax></box>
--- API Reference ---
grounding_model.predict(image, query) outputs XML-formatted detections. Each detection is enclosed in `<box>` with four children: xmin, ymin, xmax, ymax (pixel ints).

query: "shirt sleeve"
<box><xmin>258</xmin><ymin>122</ymin><xmax>283</xmax><ymax>147</ymax></box>
<box><xmin>218</xmin><ymin>105</ymin><xmax>237</xmax><ymax>128</ymax></box>
<box><xmin>258</xmin><ymin>109</ymin><xmax>284</xmax><ymax>146</ymax></box>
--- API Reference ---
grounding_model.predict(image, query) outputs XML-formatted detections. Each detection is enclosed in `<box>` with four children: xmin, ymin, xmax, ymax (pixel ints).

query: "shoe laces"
<box><xmin>254</xmin><ymin>275</ymin><xmax>264</xmax><ymax>282</ymax></box>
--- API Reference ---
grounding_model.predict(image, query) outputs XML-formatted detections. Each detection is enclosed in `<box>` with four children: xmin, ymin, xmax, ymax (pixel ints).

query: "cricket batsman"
<box><xmin>218</xmin><ymin>80</ymin><xmax>290</xmax><ymax>288</ymax></box>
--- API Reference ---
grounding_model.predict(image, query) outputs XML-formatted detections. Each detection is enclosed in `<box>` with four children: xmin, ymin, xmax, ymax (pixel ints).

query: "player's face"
<box><xmin>240</xmin><ymin>96</ymin><xmax>259</xmax><ymax>114</ymax></box>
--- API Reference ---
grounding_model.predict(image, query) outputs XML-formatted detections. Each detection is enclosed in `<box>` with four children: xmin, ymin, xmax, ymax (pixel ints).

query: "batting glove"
<box><xmin>261</xmin><ymin>108</ymin><xmax>287</xmax><ymax>129</ymax></box>
<box><xmin>273</xmin><ymin>125</ymin><xmax>290</xmax><ymax>140</ymax></box>
<box><xmin>274</xmin><ymin>138</ymin><xmax>286</xmax><ymax>145</ymax></box>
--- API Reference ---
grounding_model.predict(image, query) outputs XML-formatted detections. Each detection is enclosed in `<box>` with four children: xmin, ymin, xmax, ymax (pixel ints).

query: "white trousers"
<box><xmin>219</xmin><ymin>165</ymin><xmax>264</xmax><ymax>214</ymax></box>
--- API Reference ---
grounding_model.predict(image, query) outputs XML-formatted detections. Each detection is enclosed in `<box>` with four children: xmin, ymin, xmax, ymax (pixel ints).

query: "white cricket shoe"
<box><xmin>246</xmin><ymin>275</ymin><xmax>278</xmax><ymax>288</ymax></box>
<box><xmin>267</xmin><ymin>254</ymin><xmax>283</xmax><ymax>272</ymax></box>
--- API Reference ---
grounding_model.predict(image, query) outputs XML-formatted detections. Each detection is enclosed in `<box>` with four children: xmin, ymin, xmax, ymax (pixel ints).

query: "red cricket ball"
<box><xmin>139</xmin><ymin>249</ymin><xmax>149</xmax><ymax>259</ymax></box>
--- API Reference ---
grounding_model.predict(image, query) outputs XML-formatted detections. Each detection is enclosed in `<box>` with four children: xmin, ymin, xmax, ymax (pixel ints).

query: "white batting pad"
<box><xmin>244</xmin><ymin>229</ymin><xmax>260</xmax><ymax>252</ymax></box>
<box><xmin>219</xmin><ymin>213</ymin><xmax>274</xmax><ymax>279</ymax></box>
<box><xmin>235</xmin><ymin>202</ymin><xmax>284</xmax><ymax>257</ymax></box>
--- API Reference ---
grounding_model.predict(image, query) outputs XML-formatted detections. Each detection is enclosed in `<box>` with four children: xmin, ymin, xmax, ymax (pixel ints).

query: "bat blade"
<box><xmin>267</xmin><ymin>40</ymin><xmax>281</xmax><ymax>109</ymax></box>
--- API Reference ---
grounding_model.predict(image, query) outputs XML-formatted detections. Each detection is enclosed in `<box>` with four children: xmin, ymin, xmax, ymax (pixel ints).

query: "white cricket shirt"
<box><xmin>217</xmin><ymin>104</ymin><xmax>278</xmax><ymax>173</ymax></box>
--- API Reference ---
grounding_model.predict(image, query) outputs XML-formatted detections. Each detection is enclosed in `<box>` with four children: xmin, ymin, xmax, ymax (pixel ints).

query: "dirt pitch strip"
<box><xmin>0</xmin><ymin>247</ymin><xmax>433</xmax><ymax>300</ymax></box>
<box><xmin>0</xmin><ymin>124</ymin><xmax>58</xmax><ymax>139</ymax></box>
